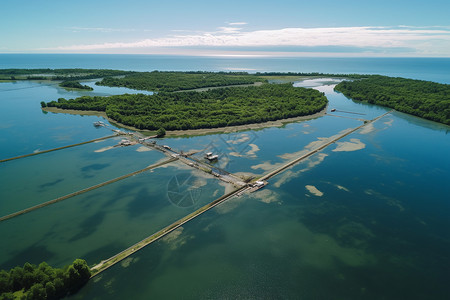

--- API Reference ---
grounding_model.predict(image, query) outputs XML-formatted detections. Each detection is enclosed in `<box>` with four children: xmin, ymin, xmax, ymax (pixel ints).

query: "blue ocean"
<box><xmin>1</xmin><ymin>54</ymin><xmax>450</xmax><ymax>83</ymax></box>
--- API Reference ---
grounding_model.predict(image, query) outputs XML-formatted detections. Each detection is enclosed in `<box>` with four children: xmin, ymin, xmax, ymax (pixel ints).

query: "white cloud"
<box><xmin>50</xmin><ymin>26</ymin><xmax>450</xmax><ymax>56</ymax></box>
<box><xmin>217</xmin><ymin>26</ymin><xmax>243</xmax><ymax>33</ymax></box>
<box><xmin>227</xmin><ymin>22</ymin><xmax>248</xmax><ymax>26</ymax></box>
<box><xmin>398</xmin><ymin>25</ymin><xmax>450</xmax><ymax>30</ymax></box>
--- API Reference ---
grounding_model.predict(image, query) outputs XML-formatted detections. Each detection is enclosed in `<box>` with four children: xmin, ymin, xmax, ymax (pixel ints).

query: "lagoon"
<box><xmin>0</xmin><ymin>55</ymin><xmax>449</xmax><ymax>299</ymax></box>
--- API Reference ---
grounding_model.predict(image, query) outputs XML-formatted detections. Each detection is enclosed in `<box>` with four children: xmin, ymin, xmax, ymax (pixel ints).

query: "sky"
<box><xmin>1</xmin><ymin>0</ymin><xmax>450</xmax><ymax>57</ymax></box>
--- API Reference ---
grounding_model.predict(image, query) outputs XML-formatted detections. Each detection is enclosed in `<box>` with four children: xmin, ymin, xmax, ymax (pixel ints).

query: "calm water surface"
<box><xmin>0</xmin><ymin>139</ymin><xmax>165</xmax><ymax>215</ymax></box>
<box><xmin>0</xmin><ymin>55</ymin><xmax>449</xmax><ymax>299</ymax></box>
<box><xmin>70</xmin><ymin>83</ymin><xmax>449</xmax><ymax>300</ymax></box>
<box><xmin>1</xmin><ymin>54</ymin><xmax>450</xmax><ymax>83</ymax></box>
<box><xmin>0</xmin><ymin>161</ymin><xmax>232</xmax><ymax>270</ymax></box>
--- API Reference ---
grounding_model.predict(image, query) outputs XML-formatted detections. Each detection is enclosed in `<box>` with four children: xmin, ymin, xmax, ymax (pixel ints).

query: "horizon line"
<box><xmin>1</xmin><ymin>52</ymin><xmax>450</xmax><ymax>59</ymax></box>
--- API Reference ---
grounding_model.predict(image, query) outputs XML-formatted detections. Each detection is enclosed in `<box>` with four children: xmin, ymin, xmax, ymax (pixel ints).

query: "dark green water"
<box><xmin>0</xmin><ymin>140</ymin><xmax>165</xmax><ymax>215</ymax></box>
<box><xmin>0</xmin><ymin>161</ymin><xmax>231</xmax><ymax>270</ymax></box>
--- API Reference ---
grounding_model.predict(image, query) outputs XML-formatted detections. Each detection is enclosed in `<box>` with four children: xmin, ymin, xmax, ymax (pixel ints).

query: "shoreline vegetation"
<box><xmin>45</xmin><ymin>82</ymin><xmax>328</xmax><ymax>132</ymax></box>
<box><xmin>58</xmin><ymin>81</ymin><xmax>93</xmax><ymax>91</ymax></box>
<box><xmin>0</xmin><ymin>259</ymin><xmax>91</xmax><ymax>300</ymax></box>
<box><xmin>43</xmin><ymin>105</ymin><xmax>328</xmax><ymax>136</ymax></box>
<box><xmin>95</xmin><ymin>71</ymin><xmax>265</xmax><ymax>92</ymax></box>
<box><xmin>0</xmin><ymin>68</ymin><xmax>367</xmax><ymax>83</ymax></box>
<box><xmin>0</xmin><ymin>69</ymin><xmax>133</xmax><ymax>81</ymax></box>
<box><xmin>335</xmin><ymin>75</ymin><xmax>450</xmax><ymax>125</ymax></box>
<box><xmin>2</xmin><ymin>68</ymin><xmax>447</xmax><ymax>128</ymax></box>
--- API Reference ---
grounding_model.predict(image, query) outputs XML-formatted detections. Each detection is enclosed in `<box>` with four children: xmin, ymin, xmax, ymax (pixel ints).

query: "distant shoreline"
<box><xmin>43</xmin><ymin>106</ymin><xmax>328</xmax><ymax>137</ymax></box>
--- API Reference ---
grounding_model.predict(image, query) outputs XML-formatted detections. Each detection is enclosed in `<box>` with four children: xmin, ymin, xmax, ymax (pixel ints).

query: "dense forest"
<box><xmin>255</xmin><ymin>72</ymin><xmax>370</xmax><ymax>79</ymax></box>
<box><xmin>0</xmin><ymin>69</ymin><xmax>368</xmax><ymax>84</ymax></box>
<box><xmin>95</xmin><ymin>71</ymin><xmax>265</xmax><ymax>92</ymax></box>
<box><xmin>59</xmin><ymin>81</ymin><xmax>93</xmax><ymax>90</ymax></box>
<box><xmin>335</xmin><ymin>76</ymin><xmax>450</xmax><ymax>125</ymax></box>
<box><xmin>47</xmin><ymin>83</ymin><xmax>328</xmax><ymax>131</ymax></box>
<box><xmin>0</xmin><ymin>69</ymin><xmax>132</xmax><ymax>81</ymax></box>
<box><xmin>0</xmin><ymin>259</ymin><xmax>91</xmax><ymax>300</ymax></box>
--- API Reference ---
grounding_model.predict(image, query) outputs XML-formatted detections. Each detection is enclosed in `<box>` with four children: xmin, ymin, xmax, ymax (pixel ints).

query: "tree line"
<box><xmin>1</xmin><ymin>68</ymin><xmax>370</xmax><ymax>85</ymax></box>
<box><xmin>0</xmin><ymin>259</ymin><xmax>91</xmax><ymax>300</ymax></box>
<box><xmin>0</xmin><ymin>69</ymin><xmax>132</xmax><ymax>81</ymax></box>
<box><xmin>255</xmin><ymin>72</ymin><xmax>370</xmax><ymax>79</ymax></box>
<box><xmin>46</xmin><ymin>83</ymin><xmax>328</xmax><ymax>131</ymax></box>
<box><xmin>59</xmin><ymin>81</ymin><xmax>93</xmax><ymax>90</ymax></box>
<box><xmin>96</xmin><ymin>71</ymin><xmax>265</xmax><ymax>92</ymax></box>
<box><xmin>1</xmin><ymin>68</ymin><xmax>370</xmax><ymax>83</ymax></box>
<box><xmin>335</xmin><ymin>76</ymin><xmax>450</xmax><ymax>125</ymax></box>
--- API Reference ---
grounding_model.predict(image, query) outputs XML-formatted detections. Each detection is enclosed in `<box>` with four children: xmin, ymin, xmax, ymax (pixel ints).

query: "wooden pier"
<box><xmin>260</xmin><ymin>110</ymin><xmax>393</xmax><ymax>181</ymax></box>
<box><xmin>89</xmin><ymin>110</ymin><xmax>393</xmax><ymax>277</ymax></box>
<box><xmin>0</xmin><ymin>158</ymin><xmax>178</xmax><ymax>223</ymax></box>
<box><xmin>0</xmin><ymin>135</ymin><xmax>117</xmax><ymax>163</ymax></box>
<box><xmin>90</xmin><ymin>184</ymin><xmax>247</xmax><ymax>277</ymax></box>
<box><xmin>0</xmin><ymin>110</ymin><xmax>394</xmax><ymax>279</ymax></box>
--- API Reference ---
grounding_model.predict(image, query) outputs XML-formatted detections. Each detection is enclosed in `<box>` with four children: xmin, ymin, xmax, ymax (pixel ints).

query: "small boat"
<box><xmin>205</xmin><ymin>152</ymin><xmax>218</xmax><ymax>161</ymax></box>
<box><xmin>330</xmin><ymin>108</ymin><xmax>336</xmax><ymax>112</ymax></box>
<box><xmin>248</xmin><ymin>180</ymin><xmax>268</xmax><ymax>193</ymax></box>
<box><xmin>206</xmin><ymin>154</ymin><xmax>218</xmax><ymax>161</ymax></box>
<box><xmin>119</xmin><ymin>139</ymin><xmax>132</xmax><ymax>146</ymax></box>
<box><xmin>93</xmin><ymin>121</ymin><xmax>105</xmax><ymax>127</ymax></box>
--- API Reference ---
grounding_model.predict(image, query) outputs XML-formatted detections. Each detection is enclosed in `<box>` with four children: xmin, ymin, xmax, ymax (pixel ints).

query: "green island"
<box><xmin>0</xmin><ymin>259</ymin><xmax>91</xmax><ymax>300</ymax></box>
<box><xmin>3</xmin><ymin>68</ymin><xmax>447</xmax><ymax>127</ymax></box>
<box><xmin>335</xmin><ymin>75</ymin><xmax>450</xmax><ymax>125</ymax></box>
<box><xmin>58</xmin><ymin>81</ymin><xmax>93</xmax><ymax>91</ymax></box>
<box><xmin>95</xmin><ymin>71</ymin><xmax>368</xmax><ymax>92</ymax></box>
<box><xmin>0</xmin><ymin>69</ymin><xmax>132</xmax><ymax>81</ymax></box>
<box><xmin>96</xmin><ymin>70</ymin><xmax>265</xmax><ymax>92</ymax></box>
<box><xmin>46</xmin><ymin>83</ymin><xmax>328</xmax><ymax>131</ymax></box>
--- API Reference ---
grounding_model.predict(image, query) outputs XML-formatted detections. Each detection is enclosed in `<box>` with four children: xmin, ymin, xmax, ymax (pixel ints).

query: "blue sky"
<box><xmin>1</xmin><ymin>0</ymin><xmax>450</xmax><ymax>57</ymax></box>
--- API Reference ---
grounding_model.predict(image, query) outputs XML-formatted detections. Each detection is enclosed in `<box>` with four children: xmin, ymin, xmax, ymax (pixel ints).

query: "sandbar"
<box><xmin>333</xmin><ymin>138</ymin><xmax>365</xmax><ymax>152</ymax></box>
<box><xmin>305</xmin><ymin>185</ymin><xmax>324</xmax><ymax>196</ymax></box>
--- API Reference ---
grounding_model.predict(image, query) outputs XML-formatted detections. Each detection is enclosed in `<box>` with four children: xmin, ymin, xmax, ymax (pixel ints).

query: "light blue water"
<box><xmin>160</xmin><ymin>115</ymin><xmax>363</xmax><ymax>175</ymax></box>
<box><xmin>0</xmin><ymin>80</ymin><xmax>151</xmax><ymax>159</ymax></box>
<box><xmin>0</xmin><ymin>139</ymin><xmax>165</xmax><ymax>215</ymax></box>
<box><xmin>0</xmin><ymin>55</ymin><xmax>449</xmax><ymax>299</ymax></box>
